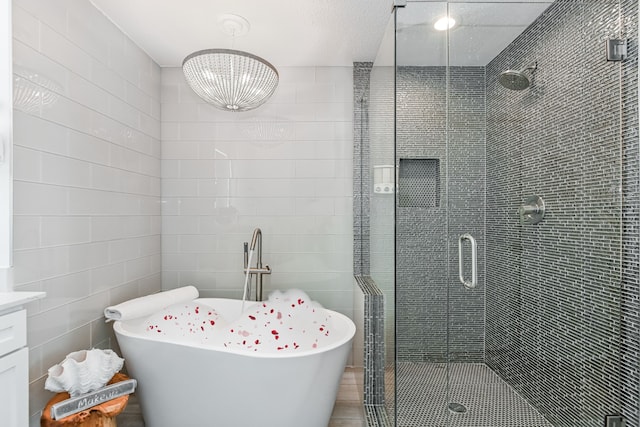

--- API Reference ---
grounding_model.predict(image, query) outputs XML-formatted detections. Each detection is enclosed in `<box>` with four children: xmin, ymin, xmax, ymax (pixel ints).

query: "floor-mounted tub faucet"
<box><xmin>243</xmin><ymin>228</ymin><xmax>271</xmax><ymax>301</ymax></box>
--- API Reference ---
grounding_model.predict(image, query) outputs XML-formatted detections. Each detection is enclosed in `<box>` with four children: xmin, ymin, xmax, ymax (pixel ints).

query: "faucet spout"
<box><xmin>249</xmin><ymin>228</ymin><xmax>263</xmax><ymax>269</ymax></box>
<box><xmin>243</xmin><ymin>228</ymin><xmax>271</xmax><ymax>301</ymax></box>
<box><xmin>249</xmin><ymin>228</ymin><xmax>261</xmax><ymax>251</ymax></box>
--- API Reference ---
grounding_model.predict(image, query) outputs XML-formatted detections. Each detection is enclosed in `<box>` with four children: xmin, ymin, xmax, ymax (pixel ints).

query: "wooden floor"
<box><xmin>117</xmin><ymin>367</ymin><xmax>366</xmax><ymax>427</ymax></box>
<box><xmin>329</xmin><ymin>367</ymin><xmax>366</xmax><ymax>427</ymax></box>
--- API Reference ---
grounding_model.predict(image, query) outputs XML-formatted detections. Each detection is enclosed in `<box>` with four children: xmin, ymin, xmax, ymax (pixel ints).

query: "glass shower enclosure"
<box><xmin>368</xmin><ymin>1</ymin><xmax>629</xmax><ymax>426</ymax></box>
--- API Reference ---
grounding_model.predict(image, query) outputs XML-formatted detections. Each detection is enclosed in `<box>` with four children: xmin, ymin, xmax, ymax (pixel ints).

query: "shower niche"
<box><xmin>397</xmin><ymin>158</ymin><xmax>440</xmax><ymax>208</ymax></box>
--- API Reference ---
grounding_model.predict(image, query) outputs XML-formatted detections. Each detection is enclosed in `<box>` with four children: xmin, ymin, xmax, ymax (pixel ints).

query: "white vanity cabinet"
<box><xmin>0</xmin><ymin>293</ymin><xmax>45</xmax><ymax>427</ymax></box>
<box><xmin>0</xmin><ymin>309</ymin><xmax>28</xmax><ymax>427</ymax></box>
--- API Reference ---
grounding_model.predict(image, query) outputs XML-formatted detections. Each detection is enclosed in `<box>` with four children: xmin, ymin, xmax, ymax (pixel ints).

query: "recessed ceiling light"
<box><xmin>434</xmin><ymin>16</ymin><xmax>456</xmax><ymax>31</ymax></box>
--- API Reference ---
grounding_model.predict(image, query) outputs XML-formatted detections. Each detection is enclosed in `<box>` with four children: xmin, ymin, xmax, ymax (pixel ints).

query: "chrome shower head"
<box><xmin>499</xmin><ymin>70</ymin><xmax>531</xmax><ymax>90</ymax></box>
<box><xmin>498</xmin><ymin>62</ymin><xmax>537</xmax><ymax>90</ymax></box>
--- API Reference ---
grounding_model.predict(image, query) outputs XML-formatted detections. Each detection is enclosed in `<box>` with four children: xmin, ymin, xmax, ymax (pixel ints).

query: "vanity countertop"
<box><xmin>0</xmin><ymin>291</ymin><xmax>46</xmax><ymax>313</ymax></box>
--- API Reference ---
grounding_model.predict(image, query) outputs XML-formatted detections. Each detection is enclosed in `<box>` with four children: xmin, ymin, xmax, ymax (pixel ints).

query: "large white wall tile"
<box><xmin>16</xmin><ymin>0</ymin><xmax>66</xmax><ymax>37</ymax></box>
<box><xmin>40</xmin><ymin>271</ymin><xmax>92</xmax><ymax>311</ymax></box>
<box><xmin>41</xmin><ymin>152</ymin><xmax>92</xmax><ymax>187</ymax></box>
<box><xmin>68</xmin><ymin>131</ymin><xmax>110</xmax><ymax>165</ymax></box>
<box><xmin>12</xmin><ymin>5</ymin><xmax>39</xmax><ymax>48</ymax></box>
<box><xmin>13</xmin><ymin>112</ymin><xmax>68</xmax><ymax>154</ymax></box>
<box><xmin>13</xmin><ymin>1</ymin><xmax>162</xmax><ymax>420</ymax></box>
<box><xmin>315</xmin><ymin>67</ymin><xmax>354</xmax><ymax>83</ymax></box>
<box><xmin>109</xmin><ymin>238</ymin><xmax>142</xmax><ymax>262</ymax></box>
<box><xmin>39</xmin><ymin>25</ymin><xmax>92</xmax><ymax>80</ymax></box>
<box><xmin>13</xmin><ymin>146</ymin><xmax>41</xmax><ymax>182</ymax></box>
<box><xmin>126</xmin><ymin>82</ymin><xmax>153</xmax><ymax>117</ymax></box>
<box><xmin>91</xmin><ymin>58</ymin><xmax>126</xmax><ymax>100</ymax></box>
<box><xmin>162</xmin><ymin>179</ymin><xmax>198</xmax><ymax>197</ymax></box>
<box><xmin>163</xmin><ymin>215</ymin><xmax>201</xmax><ymax>235</ymax></box>
<box><xmin>67</xmin><ymin>242</ymin><xmax>110</xmax><ymax>273</ymax></box>
<box><xmin>41</xmin><ymin>96</ymin><xmax>93</xmax><ymax>134</ymax></box>
<box><xmin>278</xmin><ymin>67</ymin><xmax>316</xmax><ymax>83</ymax></box>
<box><xmin>108</xmin><ymin>95</ymin><xmax>141</xmax><ymax>129</ymax></box>
<box><xmin>296</xmin><ymin>83</ymin><xmax>338</xmax><ymax>103</ymax></box>
<box><xmin>27</xmin><ymin>304</ymin><xmax>70</xmax><ymax>347</ymax></box>
<box><xmin>161</xmin><ymin>65</ymin><xmax>354</xmax><ymax>319</ymax></box>
<box><xmin>14</xmin><ymin>181</ymin><xmax>67</xmax><ymax>215</ymax></box>
<box><xmin>90</xmin><ymin>263</ymin><xmax>125</xmax><ymax>293</ymax></box>
<box><xmin>37</xmin><ymin>324</ymin><xmax>91</xmax><ymax>386</ymax></box>
<box><xmin>161</xmin><ymin>102</ymin><xmax>199</xmax><ymax>122</ymax></box>
<box><xmin>13</xmin><ymin>216</ymin><xmax>40</xmax><ymax>250</ymax></box>
<box><xmin>13</xmin><ymin>42</ymin><xmax>69</xmax><ymax>97</ymax></box>
<box><xmin>66</xmin><ymin>1</ymin><xmax>116</xmax><ymax>61</ymax></box>
<box><xmin>68</xmin><ymin>73</ymin><xmax>109</xmax><ymax>114</ymax></box>
<box><xmin>40</xmin><ymin>217</ymin><xmax>92</xmax><ymax>246</ymax></box>
<box><xmin>68</xmin><ymin>292</ymin><xmax>110</xmax><ymax>331</ymax></box>
<box><xmin>107</xmin><ymin>43</ymin><xmax>140</xmax><ymax>88</ymax></box>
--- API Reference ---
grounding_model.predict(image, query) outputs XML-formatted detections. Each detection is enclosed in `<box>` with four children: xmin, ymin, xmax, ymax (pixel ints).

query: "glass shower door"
<box><xmin>369</xmin><ymin>12</ymin><xmax>397</xmax><ymax>425</ymax></box>
<box><xmin>394</xmin><ymin>3</ymin><xmax>455</xmax><ymax>425</ymax></box>
<box><xmin>393</xmin><ymin>1</ymin><xmax>624</xmax><ymax>426</ymax></box>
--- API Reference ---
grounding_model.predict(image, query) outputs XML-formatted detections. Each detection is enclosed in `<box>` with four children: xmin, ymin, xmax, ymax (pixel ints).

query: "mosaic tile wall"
<box><xmin>355</xmin><ymin>276</ymin><xmax>386</xmax><ymax>406</ymax></box>
<box><xmin>485</xmin><ymin>1</ymin><xmax>638</xmax><ymax>426</ymax></box>
<box><xmin>355</xmin><ymin>1</ymin><xmax>640</xmax><ymax>425</ymax></box>
<box><xmin>354</xmin><ymin>63</ymin><xmax>373</xmax><ymax>276</ymax></box>
<box><xmin>395</xmin><ymin>66</ymin><xmax>486</xmax><ymax>362</ymax></box>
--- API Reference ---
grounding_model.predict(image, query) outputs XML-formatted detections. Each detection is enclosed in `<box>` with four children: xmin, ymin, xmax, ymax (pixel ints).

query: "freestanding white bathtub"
<box><xmin>113</xmin><ymin>297</ymin><xmax>356</xmax><ymax>427</ymax></box>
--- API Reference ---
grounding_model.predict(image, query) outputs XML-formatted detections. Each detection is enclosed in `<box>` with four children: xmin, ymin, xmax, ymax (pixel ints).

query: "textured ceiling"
<box><xmin>396</xmin><ymin>2</ymin><xmax>553</xmax><ymax>66</ymax></box>
<box><xmin>89</xmin><ymin>0</ymin><xmax>393</xmax><ymax>67</ymax></box>
<box><xmin>90</xmin><ymin>0</ymin><xmax>553</xmax><ymax>68</ymax></box>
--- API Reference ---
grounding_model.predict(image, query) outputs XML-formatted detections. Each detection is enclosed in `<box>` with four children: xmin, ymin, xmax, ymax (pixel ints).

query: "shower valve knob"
<box><xmin>519</xmin><ymin>195</ymin><xmax>545</xmax><ymax>225</ymax></box>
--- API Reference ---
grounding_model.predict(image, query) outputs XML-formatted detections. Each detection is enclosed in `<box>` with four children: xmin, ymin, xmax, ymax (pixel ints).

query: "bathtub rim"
<box><xmin>113</xmin><ymin>297</ymin><xmax>356</xmax><ymax>359</ymax></box>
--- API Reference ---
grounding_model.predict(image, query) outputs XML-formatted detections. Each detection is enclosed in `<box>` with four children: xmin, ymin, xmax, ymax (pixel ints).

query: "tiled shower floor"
<box><xmin>394</xmin><ymin>363</ymin><xmax>553</xmax><ymax>427</ymax></box>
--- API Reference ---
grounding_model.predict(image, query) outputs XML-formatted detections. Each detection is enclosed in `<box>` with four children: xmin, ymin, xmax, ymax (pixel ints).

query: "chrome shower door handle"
<box><xmin>458</xmin><ymin>234</ymin><xmax>477</xmax><ymax>289</ymax></box>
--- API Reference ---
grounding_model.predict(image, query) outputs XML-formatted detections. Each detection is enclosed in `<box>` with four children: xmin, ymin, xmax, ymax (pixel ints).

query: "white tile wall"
<box><xmin>11</xmin><ymin>1</ymin><xmax>161</xmax><ymax>424</ymax></box>
<box><xmin>12</xmin><ymin>2</ymin><xmax>355</xmax><ymax>422</ymax></box>
<box><xmin>161</xmin><ymin>66</ymin><xmax>354</xmax><ymax>317</ymax></box>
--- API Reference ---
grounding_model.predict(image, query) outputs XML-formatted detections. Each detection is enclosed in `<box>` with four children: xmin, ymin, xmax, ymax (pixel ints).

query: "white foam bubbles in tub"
<box><xmin>142</xmin><ymin>290</ymin><xmax>336</xmax><ymax>353</ymax></box>
<box><xmin>223</xmin><ymin>289</ymin><xmax>336</xmax><ymax>353</ymax></box>
<box><xmin>144</xmin><ymin>301</ymin><xmax>226</xmax><ymax>344</ymax></box>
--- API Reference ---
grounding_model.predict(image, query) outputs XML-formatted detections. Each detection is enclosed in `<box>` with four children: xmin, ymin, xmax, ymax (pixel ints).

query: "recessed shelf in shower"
<box><xmin>398</xmin><ymin>158</ymin><xmax>440</xmax><ymax>207</ymax></box>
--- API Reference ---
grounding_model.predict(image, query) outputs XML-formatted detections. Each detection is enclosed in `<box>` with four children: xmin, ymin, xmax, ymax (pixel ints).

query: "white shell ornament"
<box><xmin>44</xmin><ymin>349</ymin><xmax>124</xmax><ymax>397</ymax></box>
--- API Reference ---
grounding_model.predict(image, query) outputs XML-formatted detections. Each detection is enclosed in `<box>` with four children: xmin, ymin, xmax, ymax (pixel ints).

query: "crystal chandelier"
<box><xmin>182</xmin><ymin>49</ymin><xmax>278</xmax><ymax>112</ymax></box>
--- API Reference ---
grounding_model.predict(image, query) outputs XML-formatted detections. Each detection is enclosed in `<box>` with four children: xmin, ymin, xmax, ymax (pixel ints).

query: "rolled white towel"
<box><xmin>104</xmin><ymin>286</ymin><xmax>199</xmax><ymax>321</ymax></box>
